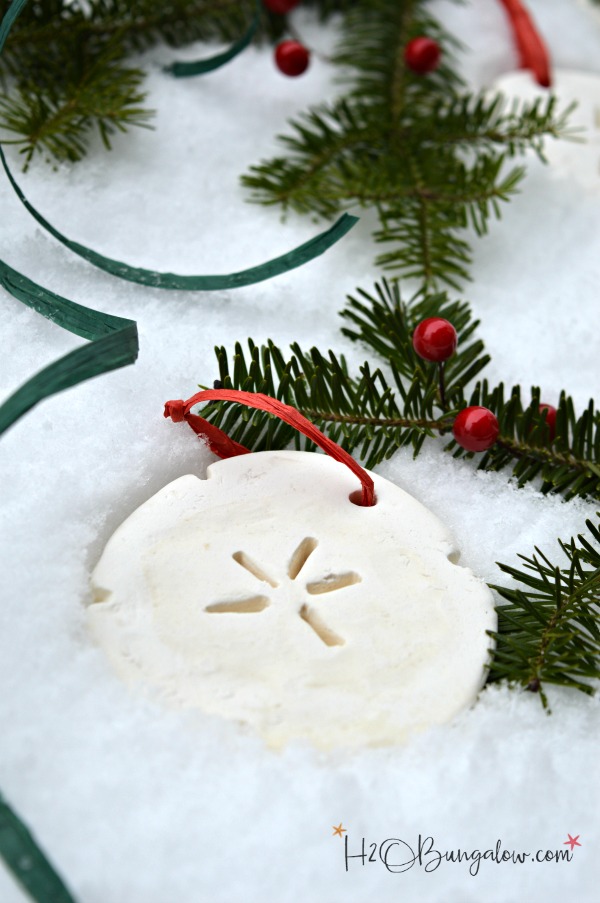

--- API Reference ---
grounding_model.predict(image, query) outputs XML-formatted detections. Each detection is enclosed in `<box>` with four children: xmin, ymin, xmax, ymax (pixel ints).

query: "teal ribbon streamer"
<box><xmin>0</xmin><ymin>793</ymin><xmax>77</xmax><ymax>903</ymax></box>
<box><xmin>0</xmin><ymin>146</ymin><xmax>358</xmax><ymax>288</ymax></box>
<box><xmin>0</xmin><ymin>0</ymin><xmax>27</xmax><ymax>53</ymax></box>
<box><xmin>164</xmin><ymin>0</ymin><xmax>259</xmax><ymax>77</ymax></box>
<box><xmin>0</xmin><ymin>261</ymin><xmax>139</xmax><ymax>436</ymax></box>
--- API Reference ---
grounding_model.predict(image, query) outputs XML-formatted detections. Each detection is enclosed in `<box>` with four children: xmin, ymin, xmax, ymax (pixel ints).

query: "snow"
<box><xmin>1</xmin><ymin>1</ymin><xmax>599</xmax><ymax>901</ymax></box>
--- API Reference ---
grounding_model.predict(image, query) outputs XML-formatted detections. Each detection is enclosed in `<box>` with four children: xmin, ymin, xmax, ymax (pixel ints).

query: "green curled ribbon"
<box><xmin>164</xmin><ymin>0</ymin><xmax>260</xmax><ymax>77</ymax></box>
<box><xmin>0</xmin><ymin>261</ymin><xmax>139</xmax><ymax>436</ymax></box>
<box><xmin>0</xmin><ymin>793</ymin><xmax>77</xmax><ymax>903</ymax></box>
<box><xmin>0</xmin><ymin>146</ymin><xmax>358</xmax><ymax>289</ymax></box>
<box><xmin>0</xmin><ymin>0</ymin><xmax>26</xmax><ymax>54</ymax></box>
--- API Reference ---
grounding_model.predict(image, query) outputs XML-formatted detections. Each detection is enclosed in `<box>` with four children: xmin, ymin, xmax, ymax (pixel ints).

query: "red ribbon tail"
<box><xmin>164</xmin><ymin>397</ymin><xmax>251</xmax><ymax>457</ymax></box>
<box><xmin>498</xmin><ymin>0</ymin><xmax>552</xmax><ymax>88</ymax></box>
<box><xmin>185</xmin><ymin>413</ymin><xmax>251</xmax><ymax>458</ymax></box>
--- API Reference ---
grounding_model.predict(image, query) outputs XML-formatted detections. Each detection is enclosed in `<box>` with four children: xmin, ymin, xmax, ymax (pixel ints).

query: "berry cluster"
<box><xmin>263</xmin><ymin>0</ymin><xmax>299</xmax><ymax>13</ymax></box>
<box><xmin>268</xmin><ymin>3</ymin><xmax>442</xmax><ymax>81</ymax></box>
<box><xmin>404</xmin><ymin>36</ymin><xmax>442</xmax><ymax>74</ymax></box>
<box><xmin>452</xmin><ymin>406</ymin><xmax>499</xmax><ymax>453</ymax></box>
<box><xmin>411</xmin><ymin>317</ymin><xmax>555</xmax><ymax>453</ymax></box>
<box><xmin>275</xmin><ymin>40</ymin><xmax>310</xmax><ymax>76</ymax></box>
<box><xmin>412</xmin><ymin>317</ymin><xmax>457</xmax><ymax>362</ymax></box>
<box><xmin>264</xmin><ymin>0</ymin><xmax>311</xmax><ymax>77</ymax></box>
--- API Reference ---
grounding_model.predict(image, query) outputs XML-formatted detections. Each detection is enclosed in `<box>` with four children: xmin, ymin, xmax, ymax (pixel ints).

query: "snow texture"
<box><xmin>1</xmin><ymin>1</ymin><xmax>599</xmax><ymax>901</ymax></box>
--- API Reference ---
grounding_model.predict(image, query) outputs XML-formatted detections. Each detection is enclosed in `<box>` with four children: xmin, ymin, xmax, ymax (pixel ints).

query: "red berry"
<box><xmin>539</xmin><ymin>403</ymin><xmax>557</xmax><ymax>440</ymax></box>
<box><xmin>412</xmin><ymin>317</ymin><xmax>457</xmax><ymax>363</ymax></box>
<box><xmin>275</xmin><ymin>40</ymin><xmax>310</xmax><ymax>76</ymax></box>
<box><xmin>453</xmin><ymin>406</ymin><xmax>499</xmax><ymax>452</ymax></box>
<box><xmin>263</xmin><ymin>0</ymin><xmax>300</xmax><ymax>14</ymax></box>
<box><xmin>404</xmin><ymin>36</ymin><xmax>441</xmax><ymax>74</ymax></box>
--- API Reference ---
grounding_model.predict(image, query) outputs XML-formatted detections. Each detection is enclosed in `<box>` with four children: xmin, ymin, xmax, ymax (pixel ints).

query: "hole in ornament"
<box><xmin>348</xmin><ymin>489</ymin><xmax>377</xmax><ymax>506</ymax></box>
<box><xmin>232</xmin><ymin>551</ymin><xmax>278</xmax><ymax>587</ymax></box>
<box><xmin>91</xmin><ymin>586</ymin><xmax>111</xmax><ymax>604</ymax></box>
<box><xmin>306</xmin><ymin>572</ymin><xmax>362</xmax><ymax>595</ymax></box>
<box><xmin>205</xmin><ymin>596</ymin><xmax>270</xmax><ymax>613</ymax></box>
<box><xmin>299</xmin><ymin>604</ymin><xmax>345</xmax><ymax>646</ymax></box>
<box><xmin>288</xmin><ymin>537</ymin><xmax>318</xmax><ymax>580</ymax></box>
<box><xmin>447</xmin><ymin>550</ymin><xmax>461</xmax><ymax>565</ymax></box>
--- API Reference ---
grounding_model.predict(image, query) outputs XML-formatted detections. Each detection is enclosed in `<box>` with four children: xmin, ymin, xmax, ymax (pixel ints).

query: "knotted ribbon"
<box><xmin>164</xmin><ymin>389</ymin><xmax>376</xmax><ymax>507</ymax></box>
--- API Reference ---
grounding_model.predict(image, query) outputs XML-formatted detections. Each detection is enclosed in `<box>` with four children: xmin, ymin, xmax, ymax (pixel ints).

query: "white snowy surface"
<box><xmin>1</xmin><ymin>1</ymin><xmax>599</xmax><ymax>901</ymax></box>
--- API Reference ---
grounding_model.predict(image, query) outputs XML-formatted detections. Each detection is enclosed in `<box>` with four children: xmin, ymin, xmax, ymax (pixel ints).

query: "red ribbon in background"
<box><xmin>498</xmin><ymin>0</ymin><xmax>552</xmax><ymax>88</ymax></box>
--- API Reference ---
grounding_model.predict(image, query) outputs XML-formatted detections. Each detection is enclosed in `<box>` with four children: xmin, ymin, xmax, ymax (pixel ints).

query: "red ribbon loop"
<box><xmin>498</xmin><ymin>0</ymin><xmax>552</xmax><ymax>88</ymax></box>
<box><xmin>164</xmin><ymin>388</ymin><xmax>376</xmax><ymax>507</ymax></box>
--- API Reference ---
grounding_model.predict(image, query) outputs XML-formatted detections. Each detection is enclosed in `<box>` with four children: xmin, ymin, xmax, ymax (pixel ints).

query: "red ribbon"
<box><xmin>498</xmin><ymin>0</ymin><xmax>551</xmax><ymax>88</ymax></box>
<box><xmin>164</xmin><ymin>389</ymin><xmax>376</xmax><ymax>507</ymax></box>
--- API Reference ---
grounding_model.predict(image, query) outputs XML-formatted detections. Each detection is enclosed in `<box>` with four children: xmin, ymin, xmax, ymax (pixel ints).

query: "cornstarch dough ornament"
<box><xmin>89</xmin><ymin>391</ymin><xmax>496</xmax><ymax>750</ymax></box>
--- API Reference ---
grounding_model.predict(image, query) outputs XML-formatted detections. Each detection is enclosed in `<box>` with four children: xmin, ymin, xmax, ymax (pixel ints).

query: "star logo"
<box><xmin>332</xmin><ymin>823</ymin><xmax>347</xmax><ymax>838</ymax></box>
<box><xmin>563</xmin><ymin>834</ymin><xmax>581</xmax><ymax>851</ymax></box>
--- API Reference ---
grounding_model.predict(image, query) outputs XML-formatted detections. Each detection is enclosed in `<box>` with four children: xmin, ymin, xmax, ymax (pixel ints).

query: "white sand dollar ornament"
<box><xmin>89</xmin><ymin>391</ymin><xmax>496</xmax><ymax>750</ymax></box>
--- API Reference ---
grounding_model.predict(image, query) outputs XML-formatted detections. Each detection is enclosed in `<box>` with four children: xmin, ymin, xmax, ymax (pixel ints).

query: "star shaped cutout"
<box><xmin>205</xmin><ymin>537</ymin><xmax>361</xmax><ymax>647</ymax></box>
<box><xmin>563</xmin><ymin>834</ymin><xmax>581</xmax><ymax>851</ymax></box>
<box><xmin>332</xmin><ymin>823</ymin><xmax>347</xmax><ymax>838</ymax></box>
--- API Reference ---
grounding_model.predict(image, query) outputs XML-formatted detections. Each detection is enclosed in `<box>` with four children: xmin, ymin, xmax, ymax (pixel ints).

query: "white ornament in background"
<box><xmin>490</xmin><ymin>69</ymin><xmax>600</xmax><ymax>191</ymax></box>
<box><xmin>90</xmin><ymin>451</ymin><xmax>496</xmax><ymax>750</ymax></box>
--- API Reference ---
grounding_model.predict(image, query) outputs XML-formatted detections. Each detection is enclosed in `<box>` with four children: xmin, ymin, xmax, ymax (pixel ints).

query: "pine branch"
<box><xmin>340</xmin><ymin>279</ymin><xmax>489</xmax><ymax>400</ymax></box>
<box><xmin>205</xmin><ymin>334</ymin><xmax>446</xmax><ymax>467</ymax></box>
<box><xmin>342</xmin><ymin>280</ymin><xmax>600</xmax><ymax>499</ymax></box>
<box><xmin>243</xmin><ymin>0</ymin><xmax>574</xmax><ymax>290</ymax></box>
<box><xmin>0</xmin><ymin>0</ymin><xmax>259</xmax><ymax>165</ymax></box>
<box><xmin>0</xmin><ymin>0</ymin><xmax>356</xmax><ymax>167</ymax></box>
<box><xmin>369</xmin><ymin>151</ymin><xmax>525</xmax><ymax>287</ymax></box>
<box><xmin>418</xmin><ymin>93</ymin><xmax>579</xmax><ymax>162</ymax></box>
<box><xmin>242</xmin><ymin>99</ymin><xmax>379</xmax><ymax>217</ymax></box>
<box><xmin>1</xmin><ymin>1</ymin><xmax>256</xmax><ymax>63</ymax></box>
<box><xmin>0</xmin><ymin>41</ymin><xmax>151</xmax><ymax>166</ymax></box>
<box><xmin>453</xmin><ymin>383</ymin><xmax>600</xmax><ymax>500</ymax></box>
<box><xmin>488</xmin><ymin>518</ymin><xmax>600</xmax><ymax>703</ymax></box>
<box><xmin>199</xmin><ymin>279</ymin><xmax>599</xmax><ymax>499</ymax></box>
<box><xmin>334</xmin><ymin>0</ymin><xmax>463</xmax><ymax>99</ymax></box>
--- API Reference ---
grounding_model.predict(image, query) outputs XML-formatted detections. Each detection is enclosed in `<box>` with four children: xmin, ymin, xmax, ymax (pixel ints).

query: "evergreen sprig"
<box><xmin>204</xmin><ymin>281</ymin><xmax>484</xmax><ymax>464</ymax></box>
<box><xmin>0</xmin><ymin>0</ymin><xmax>259</xmax><ymax>165</ymax></box>
<box><xmin>489</xmin><ymin>518</ymin><xmax>600</xmax><ymax>704</ymax></box>
<box><xmin>0</xmin><ymin>38</ymin><xmax>151</xmax><ymax>166</ymax></box>
<box><xmin>0</xmin><ymin>1</ymin><xmax>229</xmax><ymax>164</ymax></box>
<box><xmin>243</xmin><ymin>0</ymin><xmax>575</xmax><ymax>289</ymax></box>
<box><xmin>342</xmin><ymin>281</ymin><xmax>600</xmax><ymax>500</ymax></box>
<box><xmin>200</xmin><ymin>279</ymin><xmax>600</xmax><ymax>500</ymax></box>
<box><xmin>0</xmin><ymin>0</ymin><xmax>351</xmax><ymax>166</ymax></box>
